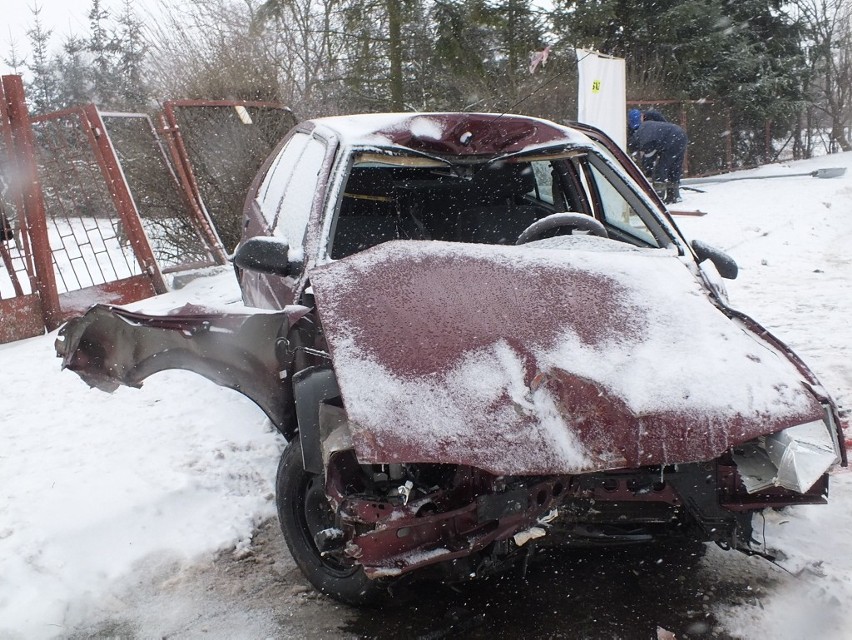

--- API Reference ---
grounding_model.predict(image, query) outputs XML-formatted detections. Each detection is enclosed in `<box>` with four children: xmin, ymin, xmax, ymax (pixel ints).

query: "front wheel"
<box><xmin>276</xmin><ymin>438</ymin><xmax>384</xmax><ymax>605</ymax></box>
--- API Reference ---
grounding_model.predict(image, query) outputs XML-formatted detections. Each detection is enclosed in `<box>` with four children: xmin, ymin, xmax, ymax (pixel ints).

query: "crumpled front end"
<box><xmin>311</xmin><ymin>399</ymin><xmax>837</xmax><ymax>581</ymax></box>
<box><xmin>300</xmin><ymin>239</ymin><xmax>843</xmax><ymax>579</ymax></box>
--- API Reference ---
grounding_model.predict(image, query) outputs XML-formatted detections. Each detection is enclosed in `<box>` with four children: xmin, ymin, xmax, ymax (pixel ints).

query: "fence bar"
<box><xmin>81</xmin><ymin>104</ymin><xmax>167</xmax><ymax>294</ymax></box>
<box><xmin>0</xmin><ymin>79</ymin><xmax>35</xmax><ymax>279</ymax></box>
<box><xmin>2</xmin><ymin>75</ymin><xmax>61</xmax><ymax>328</ymax></box>
<box><xmin>159</xmin><ymin>109</ymin><xmax>227</xmax><ymax>262</ymax></box>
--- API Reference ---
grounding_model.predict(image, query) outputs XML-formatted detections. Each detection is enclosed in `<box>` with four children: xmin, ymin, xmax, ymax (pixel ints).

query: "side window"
<box><xmin>587</xmin><ymin>163</ymin><xmax>657</xmax><ymax>246</ymax></box>
<box><xmin>256</xmin><ymin>132</ymin><xmax>311</xmax><ymax>228</ymax></box>
<box><xmin>274</xmin><ymin>137</ymin><xmax>328</xmax><ymax>252</ymax></box>
<box><xmin>529</xmin><ymin>161</ymin><xmax>555</xmax><ymax>205</ymax></box>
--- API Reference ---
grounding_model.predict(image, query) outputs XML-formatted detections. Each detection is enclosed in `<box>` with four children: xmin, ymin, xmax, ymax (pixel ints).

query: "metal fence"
<box><xmin>1</xmin><ymin>78</ymin><xmax>295</xmax><ymax>343</ymax></box>
<box><xmin>1</xmin><ymin>75</ymin><xmax>60</xmax><ymax>342</ymax></box>
<box><xmin>102</xmin><ymin>112</ymin><xmax>222</xmax><ymax>271</ymax></box>
<box><xmin>28</xmin><ymin>105</ymin><xmax>168</xmax><ymax>315</ymax></box>
<box><xmin>162</xmin><ymin>101</ymin><xmax>297</xmax><ymax>252</ymax></box>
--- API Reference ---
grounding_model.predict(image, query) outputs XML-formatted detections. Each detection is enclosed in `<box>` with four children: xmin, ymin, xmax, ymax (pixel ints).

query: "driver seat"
<box><xmin>454</xmin><ymin>163</ymin><xmax>547</xmax><ymax>244</ymax></box>
<box><xmin>455</xmin><ymin>206</ymin><xmax>545</xmax><ymax>245</ymax></box>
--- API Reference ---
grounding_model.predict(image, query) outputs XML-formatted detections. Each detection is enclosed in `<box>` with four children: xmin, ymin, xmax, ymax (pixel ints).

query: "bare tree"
<box><xmin>793</xmin><ymin>0</ymin><xmax>852</xmax><ymax>152</ymax></box>
<box><xmin>146</xmin><ymin>0</ymin><xmax>353</xmax><ymax>115</ymax></box>
<box><xmin>144</xmin><ymin>0</ymin><xmax>282</xmax><ymax>102</ymax></box>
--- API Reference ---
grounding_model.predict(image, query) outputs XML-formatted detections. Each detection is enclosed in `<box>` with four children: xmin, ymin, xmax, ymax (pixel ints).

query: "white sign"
<box><xmin>576</xmin><ymin>49</ymin><xmax>627</xmax><ymax>151</ymax></box>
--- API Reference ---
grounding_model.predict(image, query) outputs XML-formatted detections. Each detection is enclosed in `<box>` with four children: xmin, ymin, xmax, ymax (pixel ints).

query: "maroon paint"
<box><xmin>371</xmin><ymin>113</ymin><xmax>570</xmax><ymax>156</ymax></box>
<box><xmin>310</xmin><ymin>241</ymin><xmax>825</xmax><ymax>474</ymax></box>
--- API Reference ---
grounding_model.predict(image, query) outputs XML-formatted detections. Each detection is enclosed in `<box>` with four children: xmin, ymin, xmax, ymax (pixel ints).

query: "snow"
<box><xmin>1</xmin><ymin>152</ymin><xmax>851</xmax><ymax>637</ymax></box>
<box><xmin>0</xmin><ymin>270</ymin><xmax>283</xmax><ymax>638</ymax></box>
<box><xmin>310</xmin><ymin>112</ymin><xmax>588</xmax><ymax>149</ymax></box>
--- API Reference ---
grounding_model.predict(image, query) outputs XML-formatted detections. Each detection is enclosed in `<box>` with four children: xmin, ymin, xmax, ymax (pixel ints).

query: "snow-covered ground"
<box><xmin>1</xmin><ymin>153</ymin><xmax>850</xmax><ymax>639</ymax></box>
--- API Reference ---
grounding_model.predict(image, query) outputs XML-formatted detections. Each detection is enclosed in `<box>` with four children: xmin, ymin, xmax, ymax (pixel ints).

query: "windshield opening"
<box><xmin>329</xmin><ymin>147</ymin><xmax>667</xmax><ymax>259</ymax></box>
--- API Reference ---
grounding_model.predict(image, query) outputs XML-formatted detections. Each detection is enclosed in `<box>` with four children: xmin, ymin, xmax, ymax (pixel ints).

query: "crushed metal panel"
<box><xmin>309</xmin><ymin>239</ymin><xmax>824</xmax><ymax>475</ymax></box>
<box><xmin>56</xmin><ymin>303</ymin><xmax>310</xmax><ymax>429</ymax></box>
<box><xmin>57</xmin><ymin>274</ymin><xmax>159</xmax><ymax>319</ymax></box>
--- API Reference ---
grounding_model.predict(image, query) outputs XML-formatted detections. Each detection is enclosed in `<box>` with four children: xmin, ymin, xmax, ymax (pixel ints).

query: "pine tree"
<box><xmin>25</xmin><ymin>3</ymin><xmax>59</xmax><ymax>115</ymax></box>
<box><xmin>3</xmin><ymin>37</ymin><xmax>27</xmax><ymax>76</ymax></box>
<box><xmin>54</xmin><ymin>36</ymin><xmax>92</xmax><ymax>109</ymax></box>
<box><xmin>113</xmin><ymin>0</ymin><xmax>149</xmax><ymax>110</ymax></box>
<box><xmin>88</xmin><ymin>0</ymin><xmax>118</xmax><ymax>108</ymax></box>
<box><xmin>553</xmin><ymin>0</ymin><xmax>807</xmax><ymax>163</ymax></box>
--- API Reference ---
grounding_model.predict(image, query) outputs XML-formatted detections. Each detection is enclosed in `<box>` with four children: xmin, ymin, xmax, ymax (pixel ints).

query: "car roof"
<box><xmin>308</xmin><ymin>112</ymin><xmax>591</xmax><ymax>157</ymax></box>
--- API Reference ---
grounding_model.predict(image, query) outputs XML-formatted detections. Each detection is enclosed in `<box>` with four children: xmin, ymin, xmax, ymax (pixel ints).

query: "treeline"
<box><xmin>8</xmin><ymin>0</ymin><xmax>147</xmax><ymax>114</ymax></box>
<box><xmin>8</xmin><ymin>0</ymin><xmax>852</xmax><ymax>163</ymax></box>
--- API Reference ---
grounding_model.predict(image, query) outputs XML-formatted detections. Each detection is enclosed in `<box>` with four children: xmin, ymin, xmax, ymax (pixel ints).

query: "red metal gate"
<box><xmin>1</xmin><ymin>80</ymin><xmax>290</xmax><ymax>344</ymax></box>
<box><xmin>28</xmin><ymin>104</ymin><xmax>168</xmax><ymax>319</ymax></box>
<box><xmin>101</xmin><ymin>111</ymin><xmax>226</xmax><ymax>270</ymax></box>
<box><xmin>161</xmin><ymin>100</ymin><xmax>296</xmax><ymax>252</ymax></box>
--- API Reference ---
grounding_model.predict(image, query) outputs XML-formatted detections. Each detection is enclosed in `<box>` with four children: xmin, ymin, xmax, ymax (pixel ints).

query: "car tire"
<box><xmin>276</xmin><ymin>438</ymin><xmax>385</xmax><ymax>605</ymax></box>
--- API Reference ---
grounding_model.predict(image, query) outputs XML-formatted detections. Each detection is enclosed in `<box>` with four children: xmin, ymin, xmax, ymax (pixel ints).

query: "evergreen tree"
<box><xmin>87</xmin><ymin>0</ymin><xmax>118</xmax><ymax>107</ymax></box>
<box><xmin>336</xmin><ymin>0</ymin><xmax>406</xmax><ymax>110</ymax></box>
<box><xmin>25</xmin><ymin>3</ymin><xmax>59</xmax><ymax>114</ymax></box>
<box><xmin>430</xmin><ymin>0</ymin><xmax>548</xmax><ymax>111</ymax></box>
<box><xmin>553</xmin><ymin>0</ymin><xmax>807</xmax><ymax>162</ymax></box>
<box><xmin>3</xmin><ymin>38</ymin><xmax>27</xmax><ymax>76</ymax></box>
<box><xmin>54</xmin><ymin>36</ymin><xmax>92</xmax><ymax>109</ymax></box>
<box><xmin>113</xmin><ymin>0</ymin><xmax>149</xmax><ymax>109</ymax></box>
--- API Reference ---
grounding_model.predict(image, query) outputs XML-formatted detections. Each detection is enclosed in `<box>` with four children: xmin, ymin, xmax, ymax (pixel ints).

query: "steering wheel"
<box><xmin>516</xmin><ymin>212</ymin><xmax>608</xmax><ymax>245</ymax></box>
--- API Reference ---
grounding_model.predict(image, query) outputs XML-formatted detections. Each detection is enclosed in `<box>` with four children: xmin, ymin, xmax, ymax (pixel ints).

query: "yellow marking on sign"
<box><xmin>591</xmin><ymin>80</ymin><xmax>602</xmax><ymax>93</ymax></box>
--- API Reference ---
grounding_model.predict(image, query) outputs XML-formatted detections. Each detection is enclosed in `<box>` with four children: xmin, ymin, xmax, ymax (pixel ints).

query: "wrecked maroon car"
<box><xmin>56</xmin><ymin>113</ymin><xmax>846</xmax><ymax>604</ymax></box>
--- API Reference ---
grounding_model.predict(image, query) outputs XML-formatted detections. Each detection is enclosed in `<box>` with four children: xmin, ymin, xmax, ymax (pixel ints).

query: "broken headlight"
<box><xmin>732</xmin><ymin>416</ymin><xmax>841</xmax><ymax>494</ymax></box>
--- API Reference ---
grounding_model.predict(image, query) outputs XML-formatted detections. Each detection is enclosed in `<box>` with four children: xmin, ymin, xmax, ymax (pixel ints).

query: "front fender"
<box><xmin>55</xmin><ymin>303</ymin><xmax>311</xmax><ymax>434</ymax></box>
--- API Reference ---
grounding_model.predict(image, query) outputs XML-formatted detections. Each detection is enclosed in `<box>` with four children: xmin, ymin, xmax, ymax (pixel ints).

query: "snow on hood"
<box><xmin>309</xmin><ymin>239</ymin><xmax>824</xmax><ymax>475</ymax></box>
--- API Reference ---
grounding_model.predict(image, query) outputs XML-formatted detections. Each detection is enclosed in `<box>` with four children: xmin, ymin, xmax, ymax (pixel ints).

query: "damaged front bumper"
<box><xmin>320</xmin><ymin>446</ymin><xmax>835</xmax><ymax>581</ymax></box>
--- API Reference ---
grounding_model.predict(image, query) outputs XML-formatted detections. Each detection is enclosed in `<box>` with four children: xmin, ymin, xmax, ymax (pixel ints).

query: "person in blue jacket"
<box><xmin>627</xmin><ymin>108</ymin><xmax>688</xmax><ymax>204</ymax></box>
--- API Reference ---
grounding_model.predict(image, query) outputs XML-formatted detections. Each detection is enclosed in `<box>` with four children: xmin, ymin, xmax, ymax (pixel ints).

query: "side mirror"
<box><xmin>691</xmin><ymin>239</ymin><xmax>738</xmax><ymax>280</ymax></box>
<box><xmin>233</xmin><ymin>237</ymin><xmax>293</xmax><ymax>276</ymax></box>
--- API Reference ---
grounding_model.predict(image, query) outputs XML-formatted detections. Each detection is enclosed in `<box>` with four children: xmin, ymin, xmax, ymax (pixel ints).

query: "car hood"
<box><xmin>310</xmin><ymin>238</ymin><xmax>825</xmax><ymax>476</ymax></box>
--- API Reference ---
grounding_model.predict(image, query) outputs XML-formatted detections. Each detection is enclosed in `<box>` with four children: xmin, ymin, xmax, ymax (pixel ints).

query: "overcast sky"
<box><xmin>1</xmin><ymin>0</ymin><xmax>160</xmax><ymax>75</ymax></box>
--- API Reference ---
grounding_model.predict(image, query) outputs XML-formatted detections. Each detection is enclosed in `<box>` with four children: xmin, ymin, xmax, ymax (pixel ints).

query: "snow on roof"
<box><xmin>310</xmin><ymin>112</ymin><xmax>590</xmax><ymax>155</ymax></box>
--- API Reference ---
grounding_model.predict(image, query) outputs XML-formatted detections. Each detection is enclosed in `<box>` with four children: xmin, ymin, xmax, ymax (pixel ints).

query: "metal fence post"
<box><xmin>2</xmin><ymin>75</ymin><xmax>62</xmax><ymax>329</ymax></box>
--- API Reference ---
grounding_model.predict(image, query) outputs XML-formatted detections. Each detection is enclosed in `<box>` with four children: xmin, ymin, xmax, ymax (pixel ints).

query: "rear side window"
<box><xmin>274</xmin><ymin>137</ymin><xmax>327</xmax><ymax>253</ymax></box>
<box><xmin>255</xmin><ymin>133</ymin><xmax>327</xmax><ymax>258</ymax></box>
<box><xmin>256</xmin><ymin>132</ymin><xmax>310</xmax><ymax>228</ymax></box>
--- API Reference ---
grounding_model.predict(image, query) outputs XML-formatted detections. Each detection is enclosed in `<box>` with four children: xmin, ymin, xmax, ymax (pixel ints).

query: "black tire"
<box><xmin>276</xmin><ymin>438</ymin><xmax>385</xmax><ymax>605</ymax></box>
